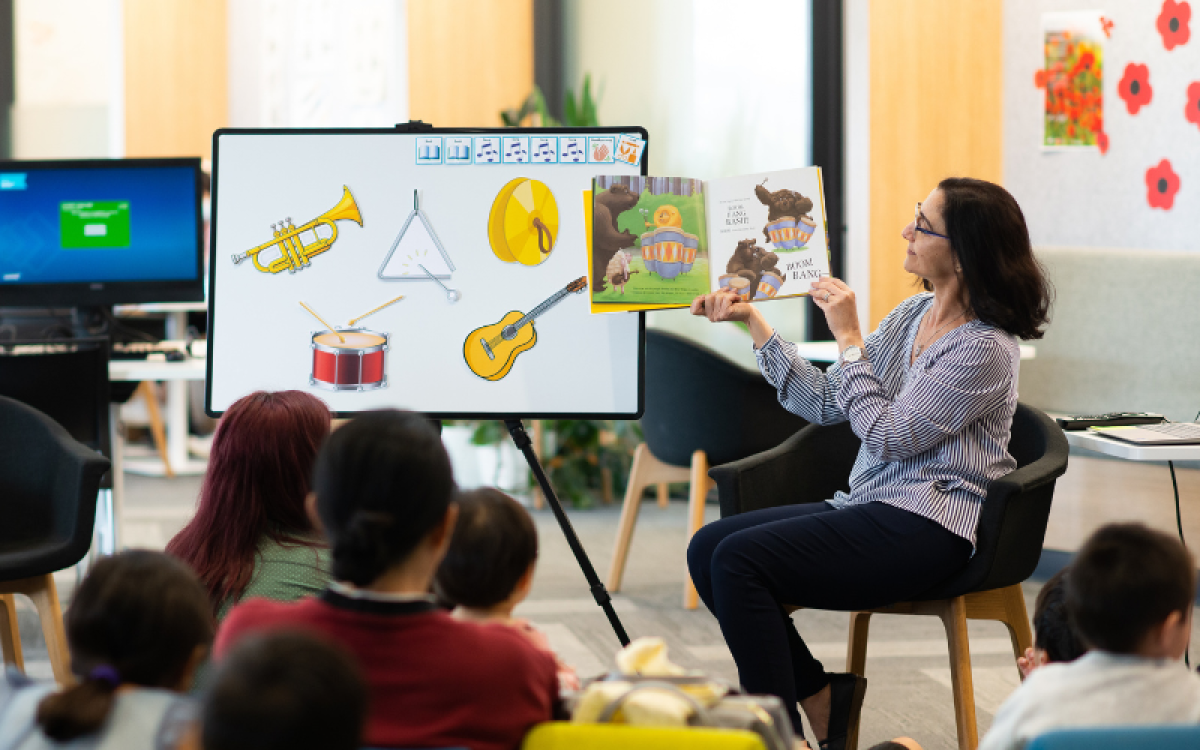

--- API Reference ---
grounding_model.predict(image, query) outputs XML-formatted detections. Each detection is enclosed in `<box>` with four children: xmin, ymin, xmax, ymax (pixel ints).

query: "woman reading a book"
<box><xmin>686</xmin><ymin>178</ymin><xmax>1051</xmax><ymax>750</ymax></box>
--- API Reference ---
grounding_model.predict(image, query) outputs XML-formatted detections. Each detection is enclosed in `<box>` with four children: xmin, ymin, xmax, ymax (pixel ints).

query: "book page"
<box><xmin>705</xmin><ymin>166</ymin><xmax>829</xmax><ymax>302</ymax></box>
<box><xmin>590</xmin><ymin>176</ymin><xmax>709</xmax><ymax>309</ymax></box>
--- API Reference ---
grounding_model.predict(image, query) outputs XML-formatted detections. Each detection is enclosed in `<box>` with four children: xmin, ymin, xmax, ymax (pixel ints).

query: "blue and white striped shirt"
<box><xmin>754</xmin><ymin>293</ymin><xmax>1020</xmax><ymax>546</ymax></box>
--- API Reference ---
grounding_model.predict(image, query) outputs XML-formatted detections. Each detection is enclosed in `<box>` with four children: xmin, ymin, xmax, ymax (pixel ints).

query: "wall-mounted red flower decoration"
<box><xmin>1097</xmin><ymin>130</ymin><xmax>1109</xmax><ymax>154</ymax></box>
<box><xmin>1186</xmin><ymin>81</ymin><xmax>1200</xmax><ymax>130</ymax></box>
<box><xmin>1146</xmin><ymin>160</ymin><xmax>1180</xmax><ymax>210</ymax></box>
<box><xmin>1034</xmin><ymin>69</ymin><xmax>1047</xmax><ymax>88</ymax></box>
<box><xmin>1118</xmin><ymin>63</ymin><xmax>1153</xmax><ymax>114</ymax></box>
<box><xmin>1157</xmin><ymin>0</ymin><xmax>1192</xmax><ymax>50</ymax></box>
<box><xmin>1100</xmin><ymin>16</ymin><xmax>1114</xmax><ymax>38</ymax></box>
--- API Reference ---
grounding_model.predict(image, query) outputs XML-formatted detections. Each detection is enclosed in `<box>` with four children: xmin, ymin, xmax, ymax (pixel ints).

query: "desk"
<box><xmin>1063</xmin><ymin>429</ymin><xmax>1200</xmax><ymax>462</ymax></box>
<box><xmin>109</xmin><ymin>348</ymin><xmax>208</xmax><ymax>477</ymax></box>
<box><xmin>794</xmin><ymin>340</ymin><xmax>1038</xmax><ymax>363</ymax></box>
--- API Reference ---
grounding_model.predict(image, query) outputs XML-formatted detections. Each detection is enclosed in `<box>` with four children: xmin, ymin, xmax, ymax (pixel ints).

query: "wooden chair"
<box><xmin>0</xmin><ymin>396</ymin><xmax>110</xmax><ymax>684</ymax></box>
<box><xmin>710</xmin><ymin>403</ymin><xmax>1069</xmax><ymax>750</ymax></box>
<box><xmin>607</xmin><ymin>329</ymin><xmax>807</xmax><ymax>608</ymax></box>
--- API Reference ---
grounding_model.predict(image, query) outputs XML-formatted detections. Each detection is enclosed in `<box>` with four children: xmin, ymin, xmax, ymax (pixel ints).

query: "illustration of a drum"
<box><xmin>728</xmin><ymin>277</ymin><xmax>752</xmax><ymax>300</ymax></box>
<box><xmin>639</xmin><ymin>232</ymin><xmax>659</xmax><ymax>275</ymax></box>
<box><xmin>766</xmin><ymin>216</ymin><xmax>800</xmax><ymax>249</ymax></box>
<box><xmin>796</xmin><ymin>217</ymin><xmax>817</xmax><ymax>246</ymax></box>
<box><xmin>680</xmin><ymin>234</ymin><xmax>699</xmax><ymax>274</ymax></box>
<box><xmin>718</xmin><ymin>273</ymin><xmax>738</xmax><ymax>292</ymax></box>
<box><xmin>310</xmin><ymin>328</ymin><xmax>389</xmax><ymax>392</ymax></box>
<box><xmin>642</xmin><ymin>226</ymin><xmax>699</xmax><ymax>280</ymax></box>
<box><xmin>755</xmin><ymin>272</ymin><xmax>784</xmax><ymax>300</ymax></box>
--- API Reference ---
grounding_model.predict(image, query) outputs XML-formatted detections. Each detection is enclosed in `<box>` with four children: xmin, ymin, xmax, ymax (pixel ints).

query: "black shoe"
<box><xmin>818</xmin><ymin>672</ymin><xmax>867</xmax><ymax>750</ymax></box>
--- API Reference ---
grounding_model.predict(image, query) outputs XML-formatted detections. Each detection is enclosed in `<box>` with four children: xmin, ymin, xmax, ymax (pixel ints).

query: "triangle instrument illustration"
<box><xmin>378</xmin><ymin>190</ymin><xmax>456</xmax><ymax>280</ymax></box>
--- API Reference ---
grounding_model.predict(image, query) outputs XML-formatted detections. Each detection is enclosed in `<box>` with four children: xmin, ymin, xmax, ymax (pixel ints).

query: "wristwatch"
<box><xmin>839</xmin><ymin>345</ymin><xmax>865</xmax><ymax>366</ymax></box>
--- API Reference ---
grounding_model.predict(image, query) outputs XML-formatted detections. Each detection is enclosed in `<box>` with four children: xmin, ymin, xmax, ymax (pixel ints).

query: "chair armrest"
<box><xmin>709</xmin><ymin>421</ymin><xmax>859</xmax><ymax>517</ymax></box>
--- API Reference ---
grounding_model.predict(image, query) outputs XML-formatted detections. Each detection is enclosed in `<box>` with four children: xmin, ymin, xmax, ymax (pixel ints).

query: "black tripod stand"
<box><xmin>505</xmin><ymin>419</ymin><xmax>630</xmax><ymax>647</ymax></box>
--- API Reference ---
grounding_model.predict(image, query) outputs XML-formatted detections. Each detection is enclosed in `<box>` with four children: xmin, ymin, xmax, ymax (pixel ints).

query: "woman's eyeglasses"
<box><xmin>914</xmin><ymin>203</ymin><xmax>949</xmax><ymax>240</ymax></box>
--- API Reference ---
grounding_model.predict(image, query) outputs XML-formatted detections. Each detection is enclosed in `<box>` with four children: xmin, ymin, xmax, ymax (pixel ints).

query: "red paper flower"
<box><xmin>1158</xmin><ymin>0</ymin><xmax>1192</xmax><ymax>50</ymax></box>
<box><xmin>1101</xmin><ymin>16</ymin><xmax>1114</xmax><ymax>38</ymax></box>
<box><xmin>1118</xmin><ymin>63</ymin><xmax>1153</xmax><ymax>115</ymax></box>
<box><xmin>1034</xmin><ymin>69</ymin><xmax>1047</xmax><ymax>88</ymax></box>
<box><xmin>1186</xmin><ymin>81</ymin><xmax>1200</xmax><ymax>129</ymax></box>
<box><xmin>1146</xmin><ymin>160</ymin><xmax>1180</xmax><ymax>210</ymax></box>
<box><xmin>1097</xmin><ymin>130</ymin><xmax>1109</xmax><ymax>154</ymax></box>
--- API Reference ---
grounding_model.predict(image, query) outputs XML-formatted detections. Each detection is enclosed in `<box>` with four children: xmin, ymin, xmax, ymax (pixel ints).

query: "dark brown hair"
<box><xmin>1033</xmin><ymin>567</ymin><xmax>1086</xmax><ymax>663</ymax></box>
<box><xmin>202</xmin><ymin>630</ymin><xmax>366</xmax><ymax>750</ymax></box>
<box><xmin>36</xmin><ymin>550</ymin><xmax>214</xmax><ymax>741</ymax></box>
<box><xmin>1066</xmin><ymin>523</ymin><xmax>1196</xmax><ymax>654</ymax></box>
<box><xmin>313</xmin><ymin>410</ymin><xmax>456</xmax><ymax>587</ymax></box>
<box><xmin>928</xmin><ymin>178</ymin><xmax>1053</xmax><ymax>340</ymax></box>
<box><xmin>167</xmin><ymin>390</ymin><xmax>330</xmax><ymax>615</ymax></box>
<box><xmin>435</xmin><ymin>488</ymin><xmax>539</xmax><ymax>609</ymax></box>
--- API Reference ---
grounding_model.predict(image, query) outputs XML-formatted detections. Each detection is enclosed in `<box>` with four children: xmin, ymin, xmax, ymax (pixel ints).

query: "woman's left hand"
<box><xmin>810</xmin><ymin>276</ymin><xmax>864</xmax><ymax>349</ymax></box>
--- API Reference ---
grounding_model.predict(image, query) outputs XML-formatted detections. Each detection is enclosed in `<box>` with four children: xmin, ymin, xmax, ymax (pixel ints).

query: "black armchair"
<box><xmin>709</xmin><ymin>403</ymin><xmax>1069</xmax><ymax>750</ymax></box>
<box><xmin>0</xmin><ymin>395</ymin><xmax>111</xmax><ymax>684</ymax></box>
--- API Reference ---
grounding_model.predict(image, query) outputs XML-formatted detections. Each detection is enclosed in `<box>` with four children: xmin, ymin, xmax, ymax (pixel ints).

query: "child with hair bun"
<box><xmin>435</xmin><ymin>487</ymin><xmax>581</xmax><ymax>692</ymax></box>
<box><xmin>0</xmin><ymin>550</ymin><xmax>214</xmax><ymax>749</ymax></box>
<box><xmin>215</xmin><ymin>410</ymin><xmax>558</xmax><ymax>750</ymax></box>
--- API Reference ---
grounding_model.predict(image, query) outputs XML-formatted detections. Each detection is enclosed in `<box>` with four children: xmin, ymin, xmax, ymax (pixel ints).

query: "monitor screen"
<box><xmin>0</xmin><ymin>158</ymin><xmax>204</xmax><ymax>307</ymax></box>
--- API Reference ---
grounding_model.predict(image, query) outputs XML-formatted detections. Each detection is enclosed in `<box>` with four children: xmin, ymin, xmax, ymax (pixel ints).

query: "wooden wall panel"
<box><xmin>124</xmin><ymin>0</ymin><xmax>227</xmax><ymax>160</ymax></box>
<box><xmin>868</xmin><ymin>0</ymin><xmax>1003</xmax><ymax>326</ymax></box>
<box><xmin>408</xmin><ymin>0</ymin><xmax>533</xmax><ymax>127</ymax></box>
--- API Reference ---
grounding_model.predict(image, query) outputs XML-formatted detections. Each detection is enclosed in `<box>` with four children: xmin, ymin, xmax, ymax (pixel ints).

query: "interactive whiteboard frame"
<box><xmin>206</xmin><ymin>125</ymin><xmax>647</xmax><ymax>420</ymax></box>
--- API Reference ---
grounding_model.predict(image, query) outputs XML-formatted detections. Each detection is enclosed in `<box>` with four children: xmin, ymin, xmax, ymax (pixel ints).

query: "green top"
<box><xmin>193</xmin><ymin>534</ymin><xmax>331</xmax><ymax>693</ymax></box>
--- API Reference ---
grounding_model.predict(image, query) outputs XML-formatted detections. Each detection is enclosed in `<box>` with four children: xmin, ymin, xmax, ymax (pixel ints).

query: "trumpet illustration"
<box><xmin>232</xmin><ymin>186</ymin><xmax>363</xmax><ymax>274</ymax></box>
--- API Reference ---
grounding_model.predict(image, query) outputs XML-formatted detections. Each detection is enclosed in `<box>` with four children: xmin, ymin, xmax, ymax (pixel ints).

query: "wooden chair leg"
<box><xmin>8</xmin><ymin>575</ymin><xmax>72</xmax><ymax>685</ymax></box>
<box><xmin>138</xmin><ymin>381</ymin><xmax>175</xmax><ymax>479</ymax></box>
<box><xmin>844</xmin><ymin>611</ymin><xmax>872</xmax><ymax>750</ymax></box>
<box><xmin>997</xmin><ymin>584</ymin><xmax>1033</xmax><ymax>678</ymax></box>
<box><xmin>0</xmin><ymin>593</ymin><xmax>24</xmax><ymax>672</ymax></box>
<box><xmin>657</xmin><ymin>483</ymin><xmax>669</xmax><ymax>508</ymax></box>
<box><xmin>607</xmin><ymin>444</ymin><xmax>652</xmax><ymax>592</ymax></box>
<box><xmin>683</xmin><ymin>450</ymin><xmax>712</xmax><ymax>609</ymax></box>
<box><xmin>940</xmin><ymin>596</ymin><xmax>979</xmax><ymax>750</ymax></box>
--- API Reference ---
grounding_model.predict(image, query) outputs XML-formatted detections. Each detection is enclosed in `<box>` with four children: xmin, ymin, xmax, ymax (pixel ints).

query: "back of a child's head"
<box><xmin>202</xmin><ymin>630</ymin><xmax>366</xmax><ymax>750</ymax></box>
<box><xmin>435</xmin><ymin>487</ymin><xmax>539</xmax><ymax>609</ymax></box>
<box><xmin>1033</xmin><ymin>567</ymin><xmax>1086</xmax><ymax>663</ymax></box>
<box><xmin>312</xmin><ymin>409</ymin><xmax>456</xmax><ymax>586</ymax></box>
<box><xmin>37</xmin><ymin>550</ymin><xmax>214</xmax><ymax>741</ymax></box>
<box><xmin>1066</xmin><ymin>522</ymin><xmax>1196</xmax><ymax>654</ymax></box>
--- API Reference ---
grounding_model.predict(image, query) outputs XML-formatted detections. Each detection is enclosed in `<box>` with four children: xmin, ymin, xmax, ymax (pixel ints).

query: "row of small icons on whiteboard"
<box><xmin>415</xmin><ymin>134</ymin><xmax>645</xmax><ymax>167</ymax></box>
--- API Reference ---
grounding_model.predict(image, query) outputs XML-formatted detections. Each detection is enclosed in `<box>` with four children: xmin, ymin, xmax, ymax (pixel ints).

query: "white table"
<box><xmin>109</xmin><ymin>346</ymin><xmax>208</xmax><ymax>477</ymax></box>
<box><xmin>793</xmin><ymin>340</ymin><xmax>1037</xmax><ymax>363</ymax></box>
<box><xmin>1063</xmin><ymin>429</ymin><xmax>1200</xmax><ymax>462</ymax></box>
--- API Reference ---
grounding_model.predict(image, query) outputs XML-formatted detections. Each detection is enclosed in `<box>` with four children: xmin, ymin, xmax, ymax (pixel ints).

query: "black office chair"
<box><xmin>709</xmin><ymin>403</ymin><xmax>1069</xmax><ymax>750</ymax></box>
<box><xmin>0</xmin><ymin>395</ymin><xmax>111</xmax><ymax>684</ymax></box>
<box><xmin>607</xmin><ymin>329</ymin><xmax>808</xmax><ymax>608</ymax></box>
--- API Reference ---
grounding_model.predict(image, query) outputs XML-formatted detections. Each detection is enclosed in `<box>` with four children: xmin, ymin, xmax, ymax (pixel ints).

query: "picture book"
<box><xmin>588</xmin><ymin>167</ymin><xmax>829</xmax><ymax>312</ymax></box>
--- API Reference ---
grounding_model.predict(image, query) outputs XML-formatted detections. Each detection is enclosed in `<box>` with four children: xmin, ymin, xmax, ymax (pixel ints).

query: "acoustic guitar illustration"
<box><xmin>463</xmin><ymin>277</ymin><xmax>587</xmax><ymax>381</ymax></box>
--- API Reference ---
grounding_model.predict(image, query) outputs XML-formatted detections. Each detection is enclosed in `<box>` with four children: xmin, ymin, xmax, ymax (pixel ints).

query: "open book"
<box><xmin>588</xmin><ymin>167</ymin><xmax>829</xmax><ymax>312</ymax></box>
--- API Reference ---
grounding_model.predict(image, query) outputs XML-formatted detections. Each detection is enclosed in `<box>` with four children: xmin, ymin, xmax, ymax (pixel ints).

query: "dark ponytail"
<box><xmin>314</xmin><ymin>411</ymin><xmax>455</xmax><ymax>587</ymax></box>
<box><xmin>36</xmin><ymin>550</ymin><xmax>214</xmax><ymax>741</ymax></box>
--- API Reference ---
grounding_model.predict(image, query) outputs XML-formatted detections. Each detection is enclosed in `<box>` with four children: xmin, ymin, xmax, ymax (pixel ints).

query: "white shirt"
<box><xmin>979</xmin><ymin>651</ymin><xmax>1200</xmax><ymax>750</ymax></box>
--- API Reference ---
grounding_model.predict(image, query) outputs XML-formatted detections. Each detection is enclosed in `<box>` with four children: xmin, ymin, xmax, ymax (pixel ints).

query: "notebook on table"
<box><xmin>1088</xmin><ymin>422</ymin><xmax>1200</xmax><ymax>446</ymax></box>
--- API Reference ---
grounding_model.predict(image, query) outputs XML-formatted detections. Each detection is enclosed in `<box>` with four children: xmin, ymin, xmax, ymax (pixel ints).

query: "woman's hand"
<box><xmin>810</xmin><ymin>276</ymin><xmax>864</xmax><ymax>351</ymax></box>
<box><xmin>690</xmin><ymin>292</ymin><xmax>776</xmax><ymax>349</ymax></box>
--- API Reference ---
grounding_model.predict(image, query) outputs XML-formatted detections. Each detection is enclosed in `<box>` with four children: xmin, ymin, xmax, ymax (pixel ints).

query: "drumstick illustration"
<box><xmin>299</xmin><ymin>301</ymin><xmax>344</xmax><ymax>343</ymax></box>
<box><xmin>348</xmin><ymin>294</ymin><xmax>405</xmax><ymax>326</ymax></box>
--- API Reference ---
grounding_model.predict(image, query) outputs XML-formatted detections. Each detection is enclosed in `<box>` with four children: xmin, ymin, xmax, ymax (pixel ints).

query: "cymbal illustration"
<box><xmin>488</xmin><ymin>177</ymin><xmax>559</xmax><ymax>266</ymax></box>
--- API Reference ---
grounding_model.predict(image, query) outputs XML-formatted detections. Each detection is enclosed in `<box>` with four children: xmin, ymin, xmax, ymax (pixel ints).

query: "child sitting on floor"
<box><xmin>202</xmin><ymin>631</ymin><xmax>366</xmax><ymax>750</ymax></box>
<box><xmin>0</xmin><ymin>550</ymin><xmax>213</xmax><ymax>750</ymax></box>
<box><xmin>980</xmin><ymin>522</ymin><xmax>1200</xmax><ymax>750</ymax></box>
<box><xmin>1017</xmin><ymin>567</ymin><xmax>1088</xmax><ymax>678</ymax></box>
<box><xmin>435</xmin><ymin>487</ymin><xmax>581</xmax><ymax>692</ymax></box>
<box><xmin>215</xmin><ymin>410</ymin><xmax>559</xmax><ymax>750</ymax></box>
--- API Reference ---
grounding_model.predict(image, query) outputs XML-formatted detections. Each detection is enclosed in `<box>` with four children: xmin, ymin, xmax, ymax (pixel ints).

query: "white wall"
<box><xmin>12</xmin><ymin>0</ymin><xmax>122</xmax><ymax>158</ymax></box>
<box><xmin>564</xmin><ymin>0</ymin><xmax>815</xmax><ymax>356</ymax></box>
<box><xmin>227</xmin><ymin>0</ymin><xmax>408</xmax><ymax>128</ymax></box>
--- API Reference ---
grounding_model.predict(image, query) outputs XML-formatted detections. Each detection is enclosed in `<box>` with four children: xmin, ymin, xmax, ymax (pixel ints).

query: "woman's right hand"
<box><xmin>690</xmin><ymin>291</ymin><xmax>753</xmax><ymax>323</ymax></box>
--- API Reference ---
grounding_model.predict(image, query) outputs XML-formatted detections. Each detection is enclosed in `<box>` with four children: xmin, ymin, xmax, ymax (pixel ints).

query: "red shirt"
<box><xmin>216</xmin><ymin>589</ymin><xmax>558</xmax><ymax>750</ymax></box>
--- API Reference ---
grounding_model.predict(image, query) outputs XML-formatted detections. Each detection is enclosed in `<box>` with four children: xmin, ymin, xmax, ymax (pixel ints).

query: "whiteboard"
<box><xmin>206</xmin><ymin>127</ymin><xmax>647</xmax><ymax>418</ymax></box>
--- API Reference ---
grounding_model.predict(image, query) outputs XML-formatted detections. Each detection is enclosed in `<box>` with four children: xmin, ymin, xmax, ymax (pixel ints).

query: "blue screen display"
<box><xmin>0</xmin><ymin>165</ymin><xmax>199</xmax><ymax>285</ymax></box>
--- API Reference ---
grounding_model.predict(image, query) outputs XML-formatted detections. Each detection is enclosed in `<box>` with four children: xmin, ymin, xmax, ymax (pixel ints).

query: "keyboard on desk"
<box><xmin>1088</xmin><ymin>421</ymin><xmax>1200</xmax><ymax>446</ymax></box>
<box><xmin>111</xmin><ymin>343</ymin><xmax>189</xmax><ymax>361</ymax></box>
<box><xmin>1140</xmin><ymin>422</ymin><xmax>1200</xmax><ymax>439</ymax></box>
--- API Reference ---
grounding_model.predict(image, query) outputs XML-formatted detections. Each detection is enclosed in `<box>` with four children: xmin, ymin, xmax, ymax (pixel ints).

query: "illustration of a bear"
<box><xmin>725</xmin><ymin>238</ymin><xmax>779</xmax><ymax>293</ymax></box>
<box><xmin>754</xmin><ymin>183</ymin><xmax>814</xmax><ymax>245</ymax></box>
<box><xmin>593</xmin><ymin>184</ymin><xmax>640</xmax><ymax>291</ymax></box>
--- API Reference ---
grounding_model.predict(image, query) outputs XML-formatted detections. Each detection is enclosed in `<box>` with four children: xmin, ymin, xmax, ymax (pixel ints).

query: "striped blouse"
<box><xmin>754</xmin><ymin>292</ymin><xmax>1020</xmax><ymax>546</ymax></box>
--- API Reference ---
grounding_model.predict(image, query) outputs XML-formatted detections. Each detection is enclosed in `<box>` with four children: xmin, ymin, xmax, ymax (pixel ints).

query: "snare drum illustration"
<box><xmin>728</xmin><ymin>277</ymin><xmax>752</xmax><ymax>300</ymax></box>
<box><xmin>639</xmin><ymin>233</ymin><xmax>659</xmax><ymax>275</ymax></box>
<box><xmin>641</xmin><ymin>226</ymin><xmax>698</xmax><ymax>280</ymax></box>
<box><xmin>755</xmin><ymin>272</ymin><xmax>784</xmax><ymax>300</ymax></box>
<box><xmin>310</xmin><ymin>328</ymin><xmax>389</xmax><ymax>391</ymax></box>
<box><xmin>766</xmin><ymin>216</ymin><xmax>799</xmax><ymax>249</ymax></box>
<box><xmin>680</xmin><ymin>234</ymin><xmax>698</xmax><ymax>274</ymax></box>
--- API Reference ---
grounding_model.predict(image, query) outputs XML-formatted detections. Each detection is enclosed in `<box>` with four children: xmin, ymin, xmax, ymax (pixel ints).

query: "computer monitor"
<box><xmin>0</xmin><ymin>158</ymin><xmax>205</xmax><ymax>307</ymax></box>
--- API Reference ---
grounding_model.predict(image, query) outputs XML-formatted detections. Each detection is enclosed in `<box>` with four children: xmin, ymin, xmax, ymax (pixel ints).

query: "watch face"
<box><xmin>843</xmin><ymin>346</ymin><xmax>863</xmax><ymax>362</ymax></box>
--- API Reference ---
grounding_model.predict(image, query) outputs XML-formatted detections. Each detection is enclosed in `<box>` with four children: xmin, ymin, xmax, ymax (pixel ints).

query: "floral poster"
<box><xmin>1040</xmin><ymin>11</ymin><xmax>1106</xmax><ymax>148</ymax></box>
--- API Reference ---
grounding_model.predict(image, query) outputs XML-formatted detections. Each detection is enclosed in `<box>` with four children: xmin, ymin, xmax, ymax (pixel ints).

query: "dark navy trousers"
<box><xmin>686</xmin><ymin>500</ymin><xmax>972</xmax><ymax>730</ymax></box>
